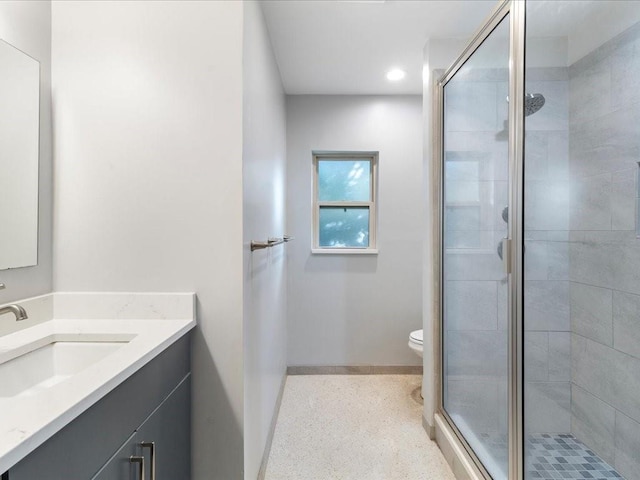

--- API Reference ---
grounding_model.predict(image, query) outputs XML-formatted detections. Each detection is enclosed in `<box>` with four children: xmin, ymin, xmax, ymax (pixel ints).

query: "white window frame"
<box><xmin>312</xmin><ymin>151</ymin><xmax>378</xmax><ymax>254</ymax></box>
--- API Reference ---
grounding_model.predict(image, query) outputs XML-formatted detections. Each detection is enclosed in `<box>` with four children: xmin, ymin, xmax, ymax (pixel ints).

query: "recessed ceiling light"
<box><xmin>386</xmin><ymin>69</ymin><xmax>406</xmax><ymax>81</ymax></box>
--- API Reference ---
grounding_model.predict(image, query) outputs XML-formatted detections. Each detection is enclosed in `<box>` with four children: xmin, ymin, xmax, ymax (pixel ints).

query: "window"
<box><xmin>312</xmin><ymin>152</ymin><xmax>378</xmax><ymax>253</ymax></box>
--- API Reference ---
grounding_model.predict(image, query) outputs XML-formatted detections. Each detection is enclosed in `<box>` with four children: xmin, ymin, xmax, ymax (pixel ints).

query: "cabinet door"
<box><xmin>137</xmin><ymin>375</ymin><xmax>191</xmax><ymax>480</ymax></box>
<box><xmin>92</xmin><ymin>432</ymin><xmax>143</xmax><ymax>480</ymax></box>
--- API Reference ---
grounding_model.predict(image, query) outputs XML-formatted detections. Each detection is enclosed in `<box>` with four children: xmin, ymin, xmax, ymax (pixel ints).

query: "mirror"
<box><xmin>0</xmin><ymin>39</ymin><xmax>39</xmax><ymax>269</ymax></box>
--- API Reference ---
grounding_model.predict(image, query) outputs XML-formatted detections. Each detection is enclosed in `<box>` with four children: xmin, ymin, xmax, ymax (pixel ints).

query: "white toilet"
<box><xmin>408</xmin><ymin>329</ymin><xmax>423</xmax><ymax>358</ymax></box>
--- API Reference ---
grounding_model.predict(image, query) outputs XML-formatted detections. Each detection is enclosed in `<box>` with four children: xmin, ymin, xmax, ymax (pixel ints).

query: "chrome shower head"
<box><xmin>524</xmin><ymin>93</ymin><xmax>545</xmax><ymax>116</ymax></box>
<box><xmin>505</xmin><ymin>93</ymin><xmax>546</xmax><ymax>116</ymax></box>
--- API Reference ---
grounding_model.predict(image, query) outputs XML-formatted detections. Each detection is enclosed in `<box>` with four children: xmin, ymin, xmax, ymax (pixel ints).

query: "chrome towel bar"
<box><xmin>251</xmin><ymin>235</ymin><xmax>293</xmax><ymax>252</ymax></box>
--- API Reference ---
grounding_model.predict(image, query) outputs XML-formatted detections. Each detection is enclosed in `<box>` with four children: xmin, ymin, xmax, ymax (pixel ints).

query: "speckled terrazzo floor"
<box><xmin>264</xmin><ymin>375</ymin><xmax>456</xmax><ymax>480</ymax></box>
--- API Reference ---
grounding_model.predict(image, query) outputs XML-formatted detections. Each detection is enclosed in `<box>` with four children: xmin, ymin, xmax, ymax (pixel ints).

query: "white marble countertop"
<box><xmin>0</xmin><ymin>292</ymin><xmax>196</xmax><ymax>473</ymax></box>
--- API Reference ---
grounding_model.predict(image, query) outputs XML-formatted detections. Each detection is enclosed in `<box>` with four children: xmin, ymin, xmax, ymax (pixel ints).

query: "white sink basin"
<box><xmin>0</xmin><ymin>334</ymin><xmax>134</xmax><ymax>398</ymax></box>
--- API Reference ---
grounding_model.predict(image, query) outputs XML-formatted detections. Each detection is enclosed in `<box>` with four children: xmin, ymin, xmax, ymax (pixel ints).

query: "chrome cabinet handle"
<box><xmin>141</xmin><ymin>442</ymin><xmax>156</xmax><ymax>480</ymax></box>
<box><xmin>130</xmin><ymin>456</ymin><xmax>145</xmax><ymax>480</ymax></box>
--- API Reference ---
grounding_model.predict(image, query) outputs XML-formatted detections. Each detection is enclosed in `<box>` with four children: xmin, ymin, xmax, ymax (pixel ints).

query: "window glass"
<box><xmin>318</xmin><ymin>160</ymin><xmax>371</xmax><ymax>201</ymax></box>
<box><xmin>319</xmin><ymin>206</ymin><xmax>370</xmax><ymax>247</ymax></box>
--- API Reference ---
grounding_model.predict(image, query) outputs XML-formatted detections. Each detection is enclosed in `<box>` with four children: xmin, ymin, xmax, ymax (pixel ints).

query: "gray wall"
<box><xmin>51</xmin><ymin>3</ymin><xmax>245</xmax><ymax>479</ymax></box>
<box><xmin>286</xmin><ymin>95</ymin><xmax>423</xmax><ymax>367</ymax></box>
<box><xmin>523</xmin><ymin>66</ymin><xmax>571</xmax><ymax>435</ymax></box>
<box><xmin>0</xmin><ymin>1</ymin><xmax>52</xmax><ymax>303</ymax></box>
<box><xmin>242</xmin><ymin>2</ymin><xmax>287</xmax><ymax>479</ymax></box>
<box><xmin>568</xmin><ymin>21</ymin><xmax>640</xmax><ymax>478</ymax></box>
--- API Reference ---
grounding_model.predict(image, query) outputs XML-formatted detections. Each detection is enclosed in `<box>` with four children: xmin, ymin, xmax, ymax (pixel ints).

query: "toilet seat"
<box><xmin>409</xmin><ymin>329</ymin><xmax>423</xmax><ymax>345</ymax></box>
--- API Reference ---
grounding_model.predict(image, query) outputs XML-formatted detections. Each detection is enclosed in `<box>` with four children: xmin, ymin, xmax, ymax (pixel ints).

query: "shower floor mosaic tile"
<box><xmin>526</xmin><ymin>434</ymin><xmax>623</xmax><ymax>480</ymax></box>
<box><xmin>478</xmin><ymin>432</ymin><xmax>624</xmax><ymax>479</ymax></box>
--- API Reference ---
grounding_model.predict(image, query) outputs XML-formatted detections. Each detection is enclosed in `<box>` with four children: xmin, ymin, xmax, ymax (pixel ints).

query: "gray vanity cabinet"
<box><xmin>93</xmin><ymin>376</ymin><xmax>191</xmax><ymax>480</ymax></box>
<box><xmin>6</xmin><ymin>335</ymin><xmax>191</xmax><ymax>480</ymax></box>
<box><xmin>134</xmin><ymin>376</ymin><xmax>191</xmax><ymax>480</ymax></box>
<box><xmin>91</xmin><ymin>432</ymin><xmax>140</xmax><ymax>480</ymax></box>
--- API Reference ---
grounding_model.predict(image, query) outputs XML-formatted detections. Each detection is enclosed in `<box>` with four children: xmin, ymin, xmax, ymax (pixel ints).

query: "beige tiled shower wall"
<box><xmin>568</xmin><ymin>21</ymin><xmax>640</xmax><ymax>479</ymax></box>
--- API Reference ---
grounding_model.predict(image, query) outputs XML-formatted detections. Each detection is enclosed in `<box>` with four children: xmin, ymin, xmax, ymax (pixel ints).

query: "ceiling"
<box><xmin>261</xmin><ymin>0</ymin><xmax>640</xmax><ymax>95</ymax></box>
<box><xmin>260</xmin><ymin>0</ymin><xmax>496</xmax><ymax>95</ymax></box>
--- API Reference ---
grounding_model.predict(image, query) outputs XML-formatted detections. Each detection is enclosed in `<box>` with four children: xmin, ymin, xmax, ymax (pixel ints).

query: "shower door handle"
<box><xmin>501</xmin><ymin>237</ymin><xmax>512</xmax><ymax>275</ymax></box>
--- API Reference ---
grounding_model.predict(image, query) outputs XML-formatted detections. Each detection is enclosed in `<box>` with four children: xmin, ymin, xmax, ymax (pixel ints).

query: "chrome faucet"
<box><xmin>0</xmin><ymin>304</ymin><xmax>28</xmax><ymax>321</ymax></box>
<box><xmin>0</xmin><ymin>284</ymin><xmax>28</xmax><ymax>321</ymax></box>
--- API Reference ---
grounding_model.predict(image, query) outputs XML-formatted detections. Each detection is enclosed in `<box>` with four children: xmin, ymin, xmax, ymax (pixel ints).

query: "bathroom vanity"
<box><xmin>0</xmin><ymin>293</ymin><xmax>195</xmax><ymax>480</ymax></box>
<box><xmin>8</xmin><ymin>336</ymin><xmax>190</xmax><ymax>480</ymax></box>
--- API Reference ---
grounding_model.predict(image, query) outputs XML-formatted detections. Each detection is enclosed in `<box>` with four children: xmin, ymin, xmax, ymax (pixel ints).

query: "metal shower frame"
<box><xmin>433</xmin><ymin>0</ymin><xmax>525</xmax><ymax>478</ymax></box>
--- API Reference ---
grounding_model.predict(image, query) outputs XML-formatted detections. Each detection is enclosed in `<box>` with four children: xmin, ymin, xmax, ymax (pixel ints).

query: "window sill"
<box><xmin>311</xmin><ymin>248</ymin><xmax>379</xmax><ymax>255</ymax></box>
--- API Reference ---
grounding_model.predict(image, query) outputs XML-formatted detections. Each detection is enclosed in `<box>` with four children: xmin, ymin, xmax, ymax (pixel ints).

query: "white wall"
<box><xmin>242</xmin><ymin>2</ymin><xmax>287</xmax><ymax>479</ymax></box>
<box><xmin>421</xmin><ymin>38</ymin><xmax>469</xmax><ymax>432</ymax></box>
<box><xmin>51</xmin><ymin>2</ymin><xmax>244</xmax><ymax>479</ymax></box>
<box><xmin>0</xmin><ymin>1</ymin><xmax>53</xmax><ymax>303</ymax></box>
<box><xmin>286</xmin><ymin>95</ymin><xmax>423</xmax><ymax>367</ymax></box>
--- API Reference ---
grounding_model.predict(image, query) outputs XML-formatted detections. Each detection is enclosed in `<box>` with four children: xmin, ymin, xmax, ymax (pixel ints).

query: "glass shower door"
<box><xmin>441</xmin><ymin>13</ymin><xmax>511</xmax><ymax>480</ymax></box>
